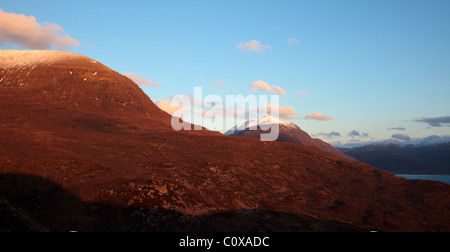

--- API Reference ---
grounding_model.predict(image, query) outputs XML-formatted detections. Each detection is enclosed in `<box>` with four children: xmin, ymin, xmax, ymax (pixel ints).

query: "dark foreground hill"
<box><xmin>1</xmin><ymin>50</ymin><xmax>450</xmax><ymax>232</ymax></box>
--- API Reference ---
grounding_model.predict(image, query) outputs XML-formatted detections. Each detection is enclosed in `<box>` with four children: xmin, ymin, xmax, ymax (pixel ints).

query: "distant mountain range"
<box><xmin>333</xmin><ymin>135</ymin><xmax>450</xmax><ymax>149</ymax></box>
<box><xmin>225</xmin><ymin>118</ymin><xmax>450</xmax><ymax>174</ymax></box>
<box><xmin>339</xmin><ymin>138</ymin><xmax>450</xmax><ymax>175</ymax></box>
<box><xmin>225</xmin><ymin>116</ymin><xmax>356</xmax><ymax>161</ymax></box>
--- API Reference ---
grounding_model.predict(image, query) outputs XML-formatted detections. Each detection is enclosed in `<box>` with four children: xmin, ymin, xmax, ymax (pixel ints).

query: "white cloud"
<box><xmin>0</xmin><ymin>9</ymin><xmax>80</xmax><ymax>50</ymax></box>
<box><xmin>170</xmin><ymin>94</ymin><xmax>203</xmax><ymax>108</ymax></box>
<box><xmin>251</xmin><ymin>81</ymin><xmax>287</xmax><ymax>96</ymax></box>
<box><xmin>124</xmin><ymin>73</ymin><xmax>159</xmax><ymax>87</ymax></box>
<box><xmin>237</xmin><ymin>40</ymin><xmax>272</xmax><ymax>53</ymax></box>
<box><xmin>287</xmin><ymin>37</ymin><xmax>299</xmax><ymax>47</ymax></box>
<box><xmin>262</xmin><ymin>103</ymin><xmax>297</xmax><ymax>120</ymax></box>
<box><xmin>305</xmin><ymin>112</ymin><xmax>334</xmax><ymax>121</ymax></box>
<box><xmin>155</xmin><ymin>99</ymin><xmax>185</xmax><ymax>116</ymax></box>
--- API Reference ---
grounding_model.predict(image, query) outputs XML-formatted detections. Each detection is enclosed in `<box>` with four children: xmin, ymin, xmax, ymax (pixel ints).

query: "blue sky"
<box><xmin>1</xmin><ymin>0</ymin><xmax>450</xmax><ymax>144</ymax></box>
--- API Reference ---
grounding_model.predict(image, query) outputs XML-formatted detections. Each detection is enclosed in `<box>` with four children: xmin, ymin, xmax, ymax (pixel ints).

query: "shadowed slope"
<box><xmin>0</xmin><ymin>173</ymin><xmax>365</xmax><ymax>232</ymax></box>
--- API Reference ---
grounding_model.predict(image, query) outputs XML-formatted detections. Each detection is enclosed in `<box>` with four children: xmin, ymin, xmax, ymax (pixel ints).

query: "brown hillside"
<box><xmin>1</xmin><ymin>50</ymin><xmax>449</xmax><ymax>232</ymax></box>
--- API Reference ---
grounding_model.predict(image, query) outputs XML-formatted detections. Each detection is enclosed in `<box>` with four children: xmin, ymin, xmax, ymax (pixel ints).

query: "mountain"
<box><xmin>333</xmin><ymin>135</ymin><xmax>450</xmax><ymax>149</ymax></box>
<box><xmin>225</xmin><ymin>116</ymin><xmax>356</xmax><ymax>161</ymax></box>
<box><xmin>413</xmin><ymin>135</ymin><xmax>450</xmax><ymax>146</ymax></box>
<box><xmin>0</xmin><ymin>50</ymin><xmax>175</xmax><ymax>133</ymax></box>
<box><xmin>340</xmin><ymin>141</ymin><xmax>450</xmax><ymax>174</ymax></box>
<box><xmin>1</xmin><ymin>50</ymin><xmax>450</xmax><ymax>232</ymax></box>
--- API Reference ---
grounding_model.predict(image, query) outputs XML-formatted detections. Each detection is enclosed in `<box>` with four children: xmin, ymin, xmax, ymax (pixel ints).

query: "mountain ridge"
<box><xmin>333</xmin><ymin>135</ymin><xmax>450</xmax><ymax>149</ymax></box>
<box><xmin>225</xmin><ymin>116</ymin><xmax>356</xmax><ymax>161</ymax></box>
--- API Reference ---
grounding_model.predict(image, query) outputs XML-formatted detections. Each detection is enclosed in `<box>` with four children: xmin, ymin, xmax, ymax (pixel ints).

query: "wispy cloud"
<box><xmin>199</xmin><ymin>106</ymin><xmax>248</xmax><ymax>119</ymax></box>
<box><xmin>197</xmin><ymin>110</ymin><xmax>217</xmax><ymax>119</ymax></box>
<box><xmin>198</xmin><ymin>103</ymin><xmax>297</xmax><ymax>121</ymax></box>
<box><xmin>348</xmin><ymin>130</ymin><xmax>369</xmax><ymax>138</ymax></box>
<box><xmin>0</xmin><ymin>9</ymin><xmax>80</xmax><ymax>50</ymax></box>
<box><xmin>251</xmin><ymin>81</ymin><xmax>287</xmax><ymax>96</ymax></box>
<box><xmin>197</xmin><ymin>77</ymin><xmax>206</xmax><ymax>84</ymax></box>
<box><xmin>168</xmin><ymin>94</ymin><xmax>203</xmax><ymax>108</ymax></box>
<box><xmin>296</xmin><ymin>91</ymin><xmax>311</xmax><ymax>97</ymax></box>
<box><xmin>416</xmin><ymin>116</ymin><xmax>450</xmax><ymax>127</ymax></box>
<box><xmin>313</xmin><ymin>132</ymin><xmax>342</xmax><ymax>139</ymax></box>
<box><xmin>387</xmin><ymin>127</ymin><xmax>407</xmax><ymax>131</ymax></box>
<box><xmin>287</xmin><ymin>37</ymin><xmax>299</xmax><ymax>47</ymax></box>
<box><xmin>237</xmin><ymin>40</ymin><xmax>272</xmax><ymax>53</ymax></box>
<box><xmin>124</xmin><ymin>73</ymin><xmax>159</xmax><ymax>87</ymax></box>
<box><xmin>213</xmin><ymin>81</ymin><xmax>226</xmax><ymax>87</ymax></box>
<box><xmin>305</xmin><ymin>112</ymin><xmax>334</xmax><ymax>121</ymax></box>
<box><xmin>392</xmin><ymin>134</ymin><xmax>411</xmax><ymax>141</ymax></box>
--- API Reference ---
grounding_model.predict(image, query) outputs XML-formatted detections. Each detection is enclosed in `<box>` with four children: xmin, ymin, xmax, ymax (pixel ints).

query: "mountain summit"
<box><xmin>0</xmin><ymin>50</ymin><xmax>174</xmax><ymax>133</ymax></box>
<box><xmin>0</xmin><ymin>50</ymin><xmax>162</xmax><ymax>114</ymax></box>
<box><xmin>225</xmin><ymin>115</ymin><xmax>296</xmax><ymax>135</ymax></box>
<box><xmin>226</xmin><ymin>116</ymin><xmax>355</xmax><ymax>161</ymax></box>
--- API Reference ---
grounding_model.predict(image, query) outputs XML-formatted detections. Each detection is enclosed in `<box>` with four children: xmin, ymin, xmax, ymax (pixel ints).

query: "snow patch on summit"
<box><xmin>0</xmin><ymin>50</ymin><xmax>89</xmax><ymax>69</ymax></box>
<box><xmin>225</xmin><ymin>115</ymin><xmax>297</xmax><ymax>135</ymax></box>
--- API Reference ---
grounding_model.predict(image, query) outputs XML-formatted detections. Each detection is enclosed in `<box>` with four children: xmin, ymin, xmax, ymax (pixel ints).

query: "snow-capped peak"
<box><xmin>0</xmin><ymin>50</ymin><xmax>88</xmax><ymax>69</ymax></box>
<box><xmin>225</xmin><ymin>115</ymin><xmax>297</xmax><ymax>135</ymax></box>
